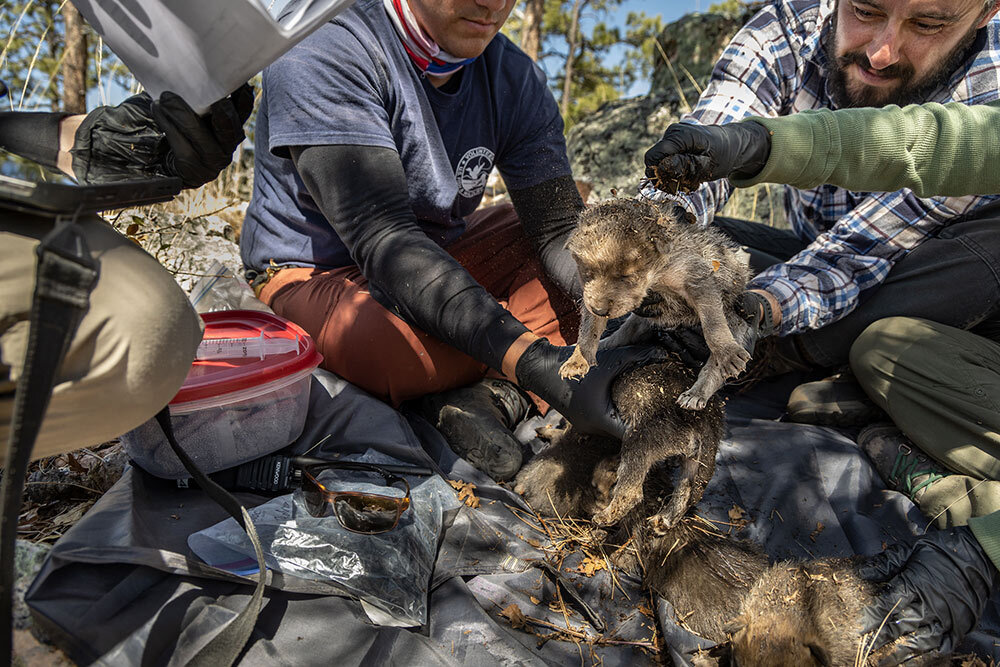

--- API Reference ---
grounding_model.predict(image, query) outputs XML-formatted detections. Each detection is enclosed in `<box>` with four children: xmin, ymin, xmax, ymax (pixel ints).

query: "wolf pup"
<box><xmin>516</xmin><ymin>357</ymin><xmax>724</xmax><ymax>534</ymax></box>
<box><xmin>558</xmin><ymin>198</ymin><xmax>752</xmax><ymax>410</ymax></box>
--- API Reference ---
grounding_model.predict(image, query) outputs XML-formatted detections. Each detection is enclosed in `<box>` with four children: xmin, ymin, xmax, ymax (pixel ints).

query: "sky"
<box><xmin>592</xmin><ymin>0</ymin><xmax>710</xmax><ymax>96</ymax></box>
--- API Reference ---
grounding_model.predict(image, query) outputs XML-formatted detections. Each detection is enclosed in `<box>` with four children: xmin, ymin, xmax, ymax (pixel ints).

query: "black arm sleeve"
<box><xmin>292</xmin><ymin>143</ymin><xmax>531</xmax><ymax>372</ymax></box>
<box><xmin>0</xmin><ymin>111</ymin><xmax>68</xmax><ymax>171</ymax></box>
<box><xmin>508</xmin><ymin>174</ymin><xmax>584</xmax><ymax>299</ymax></box>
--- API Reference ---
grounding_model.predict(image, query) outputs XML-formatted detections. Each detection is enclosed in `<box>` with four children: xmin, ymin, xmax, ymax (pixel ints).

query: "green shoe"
<box><xmin>858</xmin><ymin>423</ymin><xmax>950</xmax><ymax>502</ymax></box>
<box><xmin>786</xmin><ymin>371</ymin><xmax>886</xmax><ymax>427</ymax></box>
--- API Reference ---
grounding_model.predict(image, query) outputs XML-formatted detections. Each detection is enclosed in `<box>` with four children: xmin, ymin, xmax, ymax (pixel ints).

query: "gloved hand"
<box><xmin>71</xmin><ymin>84</ymin><xmax>254</xmax><ymax>188</ymax></box>
<box><xmin>736</xmin><ymin>290</ymin><xmax>777</xmax><ymax>357</ymax></box>
<box><xmin>70</xmin><ymin>93</ymin><xmax>167</xmax><ymax>183</ymax></box>
<box><xmin>644</xmin><ymin>121</ymin><xmax>771</xmax><ymax>194</ymax></box>
<box><xmin>858</xmin><ymin>526</ymin><xmax>998</xmax><ymax>662</ymax></box>
<box><xmin>151</xmin><ymin>83</ymin><xmax>254</xmax><ymax>188</ymax></box>
<box><xmin>515</xmin><ymin>339</ymin><xmax>667</xmax><ymax>439</ymax></box>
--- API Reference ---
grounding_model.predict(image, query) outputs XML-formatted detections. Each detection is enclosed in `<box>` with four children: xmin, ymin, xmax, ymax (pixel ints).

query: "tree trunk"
<box><xmin>560</xmin><ymin>0</ymin><xmax>584</xmax><ymax>119</ymax></box>
<box><xmin>520</xmin><ymin>0</ymin><xmax>544</xmax><ymax>61</ymax></box>
<box><xmin>62</xmin><ymin>3</ymin><xmax>88</xmax><ymax>113</ymax></box>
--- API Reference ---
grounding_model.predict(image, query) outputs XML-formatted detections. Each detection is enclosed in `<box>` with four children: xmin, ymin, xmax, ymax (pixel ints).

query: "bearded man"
<box><xmin>643</xmin><ymin>0</ymin><xmax>1000</xmax><ymax>421</ymax></box>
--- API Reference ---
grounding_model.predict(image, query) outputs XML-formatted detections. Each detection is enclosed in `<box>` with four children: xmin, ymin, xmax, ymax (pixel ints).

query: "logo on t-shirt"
<box><xmin>455</xmin><ymin>147</ymin><xmax>495</xmax><ymax>198</ymax></box>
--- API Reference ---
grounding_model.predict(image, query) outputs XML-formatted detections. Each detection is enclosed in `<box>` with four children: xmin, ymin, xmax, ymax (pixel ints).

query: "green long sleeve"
<box><xmin>969</xmin><ymin>510</ymin><xmax>1000</xmax><ymax>571</ymax></box>
<box><xmin>731</xmin><ymin>101</ymin><xmax>1000</xmax><ymax>197</ymax></box>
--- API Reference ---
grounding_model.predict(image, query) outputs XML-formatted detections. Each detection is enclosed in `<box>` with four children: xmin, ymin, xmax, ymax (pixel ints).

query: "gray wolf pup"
<box><xmin>558</xmin><ymin>198</ymin><xmax>752</xmax><ymax>410</ymax></box>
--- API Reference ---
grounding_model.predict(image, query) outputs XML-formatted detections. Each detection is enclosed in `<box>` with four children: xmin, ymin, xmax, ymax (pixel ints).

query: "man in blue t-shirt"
<box><xmin>241</xmin><ymin>0</ymin><xmax>663</xmax><ymax>480</ymax></box>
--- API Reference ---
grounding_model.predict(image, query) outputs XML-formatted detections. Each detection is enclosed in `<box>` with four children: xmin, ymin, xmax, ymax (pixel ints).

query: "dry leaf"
<box><xmin>809</xmin><ymin>521</ymin><xmax>825</xmax><ymax>543</ymax></box>
<box><xmin>529</xmin><ymin>596</ymin><xmax>541</xmax><ymax>605</ymax></box>
<box><xmin>51</xmin><ymin>502</ymin><xmax>92</xmax><ymax>527</ymax></box>
<box><xmin>65</xmin><ymin>452</ymin><xmax>86</xmax><ymax>474</ymax></box>
<box><xmin>711</xmin><ymin>260</ymin><xmax>721</xmax><ymax>272</ymax></box>
<box><xmin>125</xmin><ymin>222</ymin><xmax>140</xmax><ymax>237</ymax></box>
<box><xmin>448</xmin><ymin>479</ymin><xmax>481</xmax><ymax>508</ymax></box>
<box><xmin>637</xmin><ymin>604</ymin><xmax>655</xmax><ymax>619</ymax></box>
<box><xmin>728</xmin><ymin>505</ymin><xmax>746</xmax><ymax>522</ymax></box>
<box><xmin>500</xmin><ymin>603</ymin><xmax>529</xmax><ymax>630</ymax></box>
<box><xmin>572</xmin><ymin>555</ymin><xmax>607</xmax><ymax>577</ymax></box>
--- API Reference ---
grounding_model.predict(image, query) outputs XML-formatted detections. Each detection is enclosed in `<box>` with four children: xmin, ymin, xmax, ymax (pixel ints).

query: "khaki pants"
<box><xmin>0</xmin><ymin>209</ymin><xmax>203</xmax><ymax>460</ymax></box>
<box><xmin>851</xmin><ymin>316</ymin><xmax>1000</xmax><ymax>527</ymax></box>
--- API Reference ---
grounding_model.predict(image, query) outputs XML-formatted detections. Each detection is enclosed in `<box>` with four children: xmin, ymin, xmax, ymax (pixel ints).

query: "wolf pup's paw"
<box><xmin>559</xmin><ymin>347</ymin><xmax>594</xmax><ymax>379</ymax></box>
<box><xmin>677</xmin><ymin>389</ymin><xmax>709</xmax><ymax>411</ymax></box>
<box><xmin>714</xmin><ymin>343</ymin><xmax>751</xmax><ymax>380</ymax></box>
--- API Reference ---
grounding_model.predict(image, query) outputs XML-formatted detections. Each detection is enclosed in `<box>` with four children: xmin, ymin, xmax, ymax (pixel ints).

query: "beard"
<box><xmin>823</xmin><ymin>11</ymin><xmax>981</xmax><ymax>108</ymax></box>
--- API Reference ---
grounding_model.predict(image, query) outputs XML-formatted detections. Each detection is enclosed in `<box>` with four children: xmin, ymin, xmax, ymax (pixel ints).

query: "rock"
<box><xmin>650</xmin><ymin>5</ymin><xmax>767</xmax><ymax>104</ymax></box>
<box><xmin>112</xmin><ymin>207</ymin><xmax>245</xmax><ymax>295</ymax></box>
<box><xmin>14</xmin><ymin>540</ymin><xmax>50</xmax><ymax>631</ymax></box>
<box><xmin>566</xmin><ymin>92</ymin><xmax>683</xmax><ymax>202</ymax></box>
<box><xmin>566</xmin><ymin>5</ymin><xmax>787</xmax><ymax>228</ymax></box>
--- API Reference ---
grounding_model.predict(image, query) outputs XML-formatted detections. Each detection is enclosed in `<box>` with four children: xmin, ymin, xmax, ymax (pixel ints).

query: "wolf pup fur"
<box><xmin>514</xmin><ymin>358</ymin><xmax>766</xmax><ymax>642</ymax></box>
<box><xmin>558</xmin><ymin>198</ymin><xmax>752</xmax><ymax>410</ymax></box>
<box><xmin>728</xmin><ymin>558</ymin><xmax>880</xmax><ymax>667</ymax></box>
<box><xmin>518</xmin><ymin>359</ymin><xmax>725</xmax><ymax>528</ymax></box>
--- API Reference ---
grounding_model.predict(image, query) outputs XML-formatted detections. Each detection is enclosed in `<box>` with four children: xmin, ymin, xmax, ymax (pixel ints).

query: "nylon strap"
<box><xmin>0</xmin><ymin>213</ymin><xmax>98</xmax><ymax>663</ymax></box>
<box><xmin>154</xmin><ymin>408</ymin><xmax>267</xmax><ymax>667</ymax></box>
<box><xmin>0</xmin><ymin>209</ymin><xmax>267</xmax><ymax>666</ymax></box>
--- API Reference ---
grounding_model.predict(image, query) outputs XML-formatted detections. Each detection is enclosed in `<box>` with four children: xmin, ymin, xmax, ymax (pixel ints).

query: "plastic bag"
<box><xmin>188</xmin><ymin>260</ymin><xmax>272</xmax><ymax>313</ymax></box>
<box><xmin>188</xmin><ymin>464</ymin><xmax>459</xmax><ymax>626</ymax></box>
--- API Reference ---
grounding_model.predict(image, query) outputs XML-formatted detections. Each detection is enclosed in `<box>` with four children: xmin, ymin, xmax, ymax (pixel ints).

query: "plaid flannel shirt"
<box><xmin>678</xmin><ymin>0</ymin><xmax>1000</xmax><ymax>335</ymax></box>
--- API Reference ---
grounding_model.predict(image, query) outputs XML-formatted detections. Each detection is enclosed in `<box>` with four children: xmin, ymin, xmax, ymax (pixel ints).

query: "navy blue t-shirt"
<box><xmin>241</xmin><ymin>0</ymin><xmax>572</xmax><ymax>273</ymax></box>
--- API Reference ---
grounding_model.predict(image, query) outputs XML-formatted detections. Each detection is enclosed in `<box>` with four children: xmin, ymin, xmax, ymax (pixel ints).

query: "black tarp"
<box><xmin>26</xmin><ymin>370</ymin><xmax>1000</xmax><ymax>665</ymax></box>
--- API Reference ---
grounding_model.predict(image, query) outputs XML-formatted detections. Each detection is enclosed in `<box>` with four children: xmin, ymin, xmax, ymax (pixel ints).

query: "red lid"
<box><xmin>170</xmin><ymin>310</ymin><xmax>323</xmax><ymax>405</ymax></box>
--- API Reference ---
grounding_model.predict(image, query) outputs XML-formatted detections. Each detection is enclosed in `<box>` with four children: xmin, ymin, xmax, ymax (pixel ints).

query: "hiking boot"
<box><xmin>418</xmin><ymin>378</ymin><xmax>533</xmax><ymax>481</ymax></box>
<box><xmin>858</xmin><ymin>423</ymin><xmax>950</xmax><ymax>502</ymax></box>
<box><xmin>786</xmin><ymin>371</ymin><xmax>886</xmax><ymax>427</ymax></box>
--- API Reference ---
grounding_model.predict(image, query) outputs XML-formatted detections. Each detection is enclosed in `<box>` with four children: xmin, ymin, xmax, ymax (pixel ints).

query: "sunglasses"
<box><xmin>290</xmin><ymin>458</ymin><xmax>413</xmax><ymax>534</ymax></box>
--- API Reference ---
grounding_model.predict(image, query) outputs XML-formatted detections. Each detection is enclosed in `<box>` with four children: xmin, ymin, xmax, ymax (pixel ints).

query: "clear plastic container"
<box><xmin>121</xmin><ymin>311</ymin><xmax>323</xmax><ymax>479</ymax></box>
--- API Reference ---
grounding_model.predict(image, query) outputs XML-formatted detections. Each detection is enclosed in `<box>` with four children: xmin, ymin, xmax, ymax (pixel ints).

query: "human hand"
<box><xmin>152</xmin><ymin>83</ymin><xmax>254</xmax><ymax>188</ymax></box>
<box><xmin>70</xmin><ymin>93</ymin><xmax>167</xmax><ymax>184</ymax></box>
<box><xmin>515</xmin><ymin>339</ymin><xmax>667</xmax><ymax>439</ymax></box>
<box><xmin>643</xmin><ymin>121</ymin><xmax>771</xmax><ymax>193</ymax></box>
<box><xmin>70</xmin><ymin>84</ymin><xmax>254</xmax><ymax>188</ymax></box>
<box><xmin>858</xmin><ymin>526</ymin><xmax>998</xmax><ymax>662</ymax></box>
<box><xmin>736</xmin><ymin>290</ymin><xmax>778</xmax><ymax>358</ymax></box>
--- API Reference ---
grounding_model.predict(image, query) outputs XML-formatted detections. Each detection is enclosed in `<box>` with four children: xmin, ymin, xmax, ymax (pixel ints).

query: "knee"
<box><xmin>87</xmin><ymin>240</ymin><xmax>202</xmax><ymax>430</ymax></box>
<box><xmin>850</xmin><ymin>318</ymin><xmax>898</xmax><ymax>384</ymax></box>
<box><xmin>117</xmin><ymin>275</ymin><xmax>202</xmax><ymax>419</ymax></box>
<box><xmin>850</xmin><ymin>316</ymin><xmax>938</xmax><ymax>393</ymax></box>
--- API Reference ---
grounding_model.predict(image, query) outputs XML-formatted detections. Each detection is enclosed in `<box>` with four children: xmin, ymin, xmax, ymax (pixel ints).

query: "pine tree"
<box><xmin>1</xmin><ymin>3</ymin><xmax>128</xmax><ymax>112</ymax></box>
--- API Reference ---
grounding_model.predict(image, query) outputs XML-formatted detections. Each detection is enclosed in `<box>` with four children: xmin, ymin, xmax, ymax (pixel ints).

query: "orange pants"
<box><xmin>259</xmin><ymin>204</ymin><xmax>579</xmax><ymax>405</ymax></box>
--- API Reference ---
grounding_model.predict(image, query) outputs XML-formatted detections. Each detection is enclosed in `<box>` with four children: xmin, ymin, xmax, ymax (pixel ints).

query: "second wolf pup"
<box><xmin>558</xmin><ymin>198</ymin><xmax>751</xmax><ymax>410</ymax></box>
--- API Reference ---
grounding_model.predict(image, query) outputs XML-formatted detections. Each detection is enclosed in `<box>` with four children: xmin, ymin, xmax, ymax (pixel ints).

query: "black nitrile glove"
<box><xmin>515</xmin><ymin>339</ymin><xmax>667</xmax><ymax>439</ymax></box>
<box><xmin>70</xmin><ymin>92</ymin><xmax>168</xmax><ymax>184</ymax></box>
<box><xmin>643</xmin><ymin>121</ymin><xmax>771</xmax><ymax>194</ymax></box>
<box><xmin>858</xmin><ymin>526</ymin><xmax>999</xmax><ymax>662</ymax></box>
<box><xmin>70</xmin><ymin>84</ymin><xmax>254</xmax><ymax>188</ymax></box>
<box><xmin>151</xmin><ymin>83</ymin><xmax>254</xmax><ymax>188</ymax></box>
<box><xmin>736</xmin><ymin>290</ymin><xmax>777</xmax><ymax>358</ymax></box>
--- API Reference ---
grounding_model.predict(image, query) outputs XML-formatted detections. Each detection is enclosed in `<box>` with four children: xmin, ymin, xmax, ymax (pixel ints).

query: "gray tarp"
<box><xmin>26</xmin><ymin>370</ymin><xmax>1000</xmax><ymax>665</ymax></box>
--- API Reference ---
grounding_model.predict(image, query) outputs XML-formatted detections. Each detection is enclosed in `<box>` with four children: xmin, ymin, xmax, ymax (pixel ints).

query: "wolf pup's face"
<box><xmin>567</xmin><ymin>199</ymin><xmax>665</xmax><ymax>319</ymax></box>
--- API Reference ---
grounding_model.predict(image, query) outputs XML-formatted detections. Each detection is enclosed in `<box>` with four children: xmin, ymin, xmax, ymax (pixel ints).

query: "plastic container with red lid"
<box><xmin>121</xmin><ymin>310</ymin><xmax>323</xmax><ymax>479</ymax></box>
